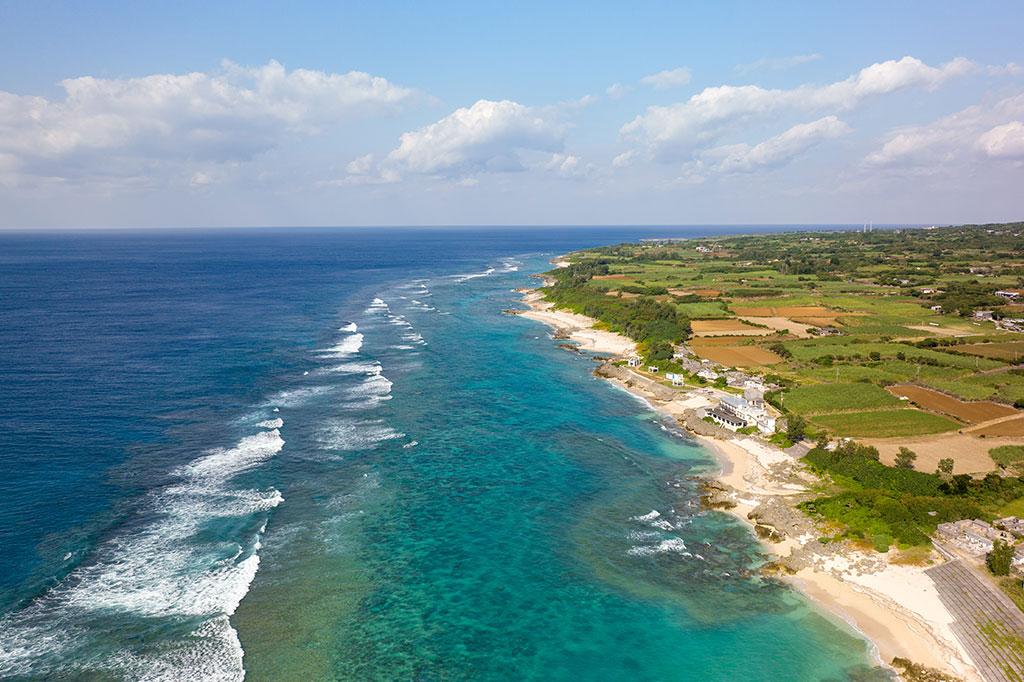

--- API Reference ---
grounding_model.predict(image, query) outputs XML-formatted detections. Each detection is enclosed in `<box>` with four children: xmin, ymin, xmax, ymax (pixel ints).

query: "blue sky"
<box><xmin>1</xmin><ymin>1</ymin><xmax>1022</xmax><ymax>227</ymax></box>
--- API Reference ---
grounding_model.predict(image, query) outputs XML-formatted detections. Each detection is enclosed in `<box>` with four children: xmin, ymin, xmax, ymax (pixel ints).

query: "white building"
<box><xmin>696</xmin><ymin>368</ymin><xmax>719</xmax><ymax>382</ymax></box>
<box><xmin>627</xmin><ymin>356</ymin><xmax>641</xmax><ymax>368</ymax></box>
<box><xmin>665</xmin><ymin>372</ymin><xmax>684</xmax><ymax>386</ymax></box>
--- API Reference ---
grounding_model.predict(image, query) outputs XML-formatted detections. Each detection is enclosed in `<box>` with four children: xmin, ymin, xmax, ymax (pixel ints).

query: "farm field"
<box><xmin>546</xmin><ymin>222</ymin><xmax>1024</xmax><ymax>444</ymax></box>
<box><xmin>691</xmin><ymin>319</ymin><xmax>771</xmax><ymax>336</ymax></box>
<box><xmin>956</xmin><ymin>341</ymin><xmax>1024</xmax><ymax>362</ymax></box>
<box><xmin>782</xmin><ymin>383</ymin><xmax>902</xmax><ymax>414</ymax></box>
<box><xmin>888</xmin><ymin>384</ymin><xmax>1018</xmax><ymax>424</ymax></box>
<box><xmin>969</xmin><ymin>415</ymin><xmax>1024</xmax><ymax>437</ymax></box>
<box><xmin>810</xmin><ymin>409</ymin><xmax>960</xmax><ymax>437</ymax></box>
<box><xmin>690</xmin><ymin>345</ymin><xmax>783</xmax><ymax>367</ymax></box>
<box><xmin>860</xmin><ymin>434</ymin><xmax>1001</xmax><ymax>475</ymax></box>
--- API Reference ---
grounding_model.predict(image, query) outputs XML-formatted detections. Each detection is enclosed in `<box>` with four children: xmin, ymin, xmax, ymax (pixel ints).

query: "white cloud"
<box><xmin>977</xmin><ymin>121</ymin><xmax>1024</xmax><ymax>159</ymax></box>
<box><xmin>639</xmin><ymin>67</ymin><xmax>692</xmax><ymax>90</ymax></box>
<box><xmin>708</xmin><ymin>116</ymin><xmax>851</xmax><ymax>173</ymax></box>
<box><xmin>623</xmin><ymin>56</ymin><xmax>973</xmax><ymax>161</ymax></box>
<box><xmin>612</xmin><ymin>150</ymin><xmax>636</xmax><ymax>168</ymax></box>
<box><xmin>866</xmin><ymin>92</ymin><xmax>1024</xmax><ymax>168</ymax></box>
<box><xmin>0</xmin><ymin>60</ymin><xmax>416</xmax><ymax>184</ymax></box>
<box><xmin>988</xmin><ymin>63</ymin><xmax>1024</xmax><ymax>76</ymax></box>
<box><xmin>379</xmin><ymin>99</ymin><xmax>566</xmax><ymax>178</ymax></box>
<box><xmin>736</xmin><ymin>53</ymin><xmax>823</xmax><ymax>74</ymax></box>
<box><xmin>606</xmin><ymin>83</ymin><xmax>630</xmax><ymax>99</ymax></box>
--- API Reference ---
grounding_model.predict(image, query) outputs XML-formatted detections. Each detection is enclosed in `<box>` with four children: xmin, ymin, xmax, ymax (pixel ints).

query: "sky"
<box><xmin>1</xmin><ymin>1</ymin><xmax>1022</xmax><ymax>228</ymax></box>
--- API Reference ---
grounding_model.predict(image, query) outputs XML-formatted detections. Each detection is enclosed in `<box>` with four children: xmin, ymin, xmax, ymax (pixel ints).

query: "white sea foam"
<box><xmin>339</xmin><ymin>322</ymin><xmax>358</xmax><ymax>333</ymax></box>
<box><xmin>321</xmin><ymin>332</ymin><xmax>364</xmax><ymax>358</ymax></box>
<box><xmin>365</xmin><ymin>298</ymin><xmax>389</xmax><ymax>313</ymax></box>
<box><xmin>403</xmin><ymin>440</ymin><xmax>419</xmax><ymax>449</ymax></box>
<box><xmin>257</xmin><ymin>418</ymin><xmax>284</xmax><ymax>429</ymax></box>
<box><xmin>318</xmin><ymin>360</ymin><xmax>382</xmax><ymax>376</ymax></box>
<box><xmin>267</xmin><ymin>384</ymin><xmax>335</xmax><ymax>407</ymax></box>
<box><xmin>627</xmin><ymin>538</ymin><xmax>690</xmax><ymax>557</ymax></box>
<box><xmin>0</xmin><ymin>429</ymin><xmax>285</xmax><ymax>680</ymax></box>
<box><xmin>317</xmin><ymin>419</ymin><xmax>404</xmax><ymax>451</ymax></box>
<box><xmin>451</xmin><ymin>267</ymin><xmax>496</xmax><ymax>282</ymax></box>
<box><xmin>632</xmin><ymin>510</ymin><xmax>661</xmax><ymax>522</ymax></box>
<box><xmin>341</xmin><ymin>373</ymin><xmax>394</xmax><ymax>407</ymax></box>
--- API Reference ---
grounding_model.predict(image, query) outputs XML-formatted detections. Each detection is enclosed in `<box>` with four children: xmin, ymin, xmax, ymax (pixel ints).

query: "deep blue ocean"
<box><xmin>0</xmin><ymin>227</ymin><xmax>885</xmax><ymax>680</ymax></box>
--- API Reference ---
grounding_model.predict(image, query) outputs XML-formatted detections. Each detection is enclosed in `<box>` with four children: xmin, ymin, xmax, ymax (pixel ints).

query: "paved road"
<box><xmin>927</xmin><ymin>554</ymin><xmax>1024</xmax><ymax>682</ymax></box>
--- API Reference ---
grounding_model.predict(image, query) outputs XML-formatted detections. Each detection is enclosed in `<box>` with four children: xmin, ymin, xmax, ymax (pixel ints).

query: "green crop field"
<box><xmin>810</xmin><ymin>409</ymin><xmax>960</xmax><ymax>437</ymax></box>
<box><xmin>782</xmin><ymin>383</ymin><xmax>902</xmax><ymax>415</ymax></box>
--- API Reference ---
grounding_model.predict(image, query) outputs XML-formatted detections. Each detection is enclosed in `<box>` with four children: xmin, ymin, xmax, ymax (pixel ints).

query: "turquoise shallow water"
<box><xmin>0</xmin><ymin>229</ymin><xmax>884</xmax><ymax>680</ymax></box>
<box><xmin>234</xmin><ymin>258</ymin><xmax>883</xmax><ymax>680</ymax></box>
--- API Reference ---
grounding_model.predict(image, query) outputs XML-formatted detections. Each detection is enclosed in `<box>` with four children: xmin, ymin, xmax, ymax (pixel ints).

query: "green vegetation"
<box><xmin>991</xmin><ymin>446</ymin><xmax>1024</xmax><ymax>472</ymax></box>
<box><xmin>895</xmin><ymin>446</ymin><xmax>918</xmax><ymax>470</ymax></box>
<box><xmin>989</xmin><ymin>539</ymin><xmax>1014</xmax><ymax>576</ymax></box>
<box><xmin>781</xmin><ymin>382</ymin><xmax>900</xmax><ymax>414</ymax></box>
<box><xmin>801</xmin><ymin>441</ymin><xmax>1024</xmax><ymax>551</ymax></box>
<box><xmin>544</xmin><ymin>224</ymin><xmax>1024</xmax><ymax>558</ymax></box>
<box><xmin>544</xmin><ymin>262</ymin><xmax>690</xmax><ymax>361</ymax></box>
<box><xmin>810</xmin><ymin>409</ymin><xmax>960</xmax><ymax>438</ymax></box>
<box><xmin>552</xmin><ymin>222</ymin><xmax>1024</xmax><ymax>416</ymax></box>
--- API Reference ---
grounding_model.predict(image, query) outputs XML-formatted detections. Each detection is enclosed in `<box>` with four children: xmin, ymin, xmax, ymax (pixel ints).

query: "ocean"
<box><xmin>0</xmin><ymin>227</ymin><xmax>885</xmax><ymax>680</ymax></box>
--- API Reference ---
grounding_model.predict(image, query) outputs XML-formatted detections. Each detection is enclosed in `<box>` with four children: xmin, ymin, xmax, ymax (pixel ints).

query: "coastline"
<box><xmin>514</xmin><ymin>279</ymin><xmax>981</xmax><ymax>681</ymax></box>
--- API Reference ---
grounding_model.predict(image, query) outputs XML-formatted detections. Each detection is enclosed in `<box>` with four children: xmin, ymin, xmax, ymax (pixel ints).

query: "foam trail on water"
<box><xmin>339</xmin><ymin>322</ymin><xmax>358</xmax><ymax>333</ymax></box>
<box><xmin>321</xmin><ymin>332</ymin><xmax>364</xmax><ymax>358</ymax></box>
<box><xmin>451</xmin><ymin>267</ymin><xmax>496</xmax><ymax>282</ymax></box>
<box><xmin>0</xmin><ymin>426</ymin><xmax>286</xmax><ymax>680</ymax></box>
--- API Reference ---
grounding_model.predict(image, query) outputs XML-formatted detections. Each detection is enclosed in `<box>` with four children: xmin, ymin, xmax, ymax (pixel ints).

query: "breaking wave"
<box><xmin>0</xmin><ymin>427</ymin><xmax>285</xmax><ymax>680</ymax></box>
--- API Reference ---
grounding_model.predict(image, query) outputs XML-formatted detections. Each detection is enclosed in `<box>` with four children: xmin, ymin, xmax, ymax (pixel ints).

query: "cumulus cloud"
<box><xmin>707</xmin><ymin>116</ymin><xmax>851</xmax><ymax>173</ymax></box>
<box><xmin>735</xmin><ymin>54</ymin><xmax>823</xmax><ymax>74</ymax></box>
<box><xmin>0</xmin><ymin>60</ymin><xmax>416</xmax><ymax>184</ymax></box>
<box><xmin>639</xmin><ymin>67</ymin><xmax>693</xmax><ymax>90</ymax></box>
<box><xmin>606</xmin><ymin>83</ymin><xmax>630</xmax><ymax>99</ymax></box>
<box><xmin>622</xmin><ymin>56</ymin><xmax>973</xmax><ymax>161</ymax></box>
<box><xmin>977</xmin><ymin>121</ymin><xmax>1024</xmax><ymax>159</ymax></box>
<box><xmin>345</xmin><ymin>99</ymin><xmax>567</xmax><ymax>182</ymax></box>
<box><xmin>866</xmin><ymin>92</ymin><xmax>1024</xmax><ymax>169</ymax></box>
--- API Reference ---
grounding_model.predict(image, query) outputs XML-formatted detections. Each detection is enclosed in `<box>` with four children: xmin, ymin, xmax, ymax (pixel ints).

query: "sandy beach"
<box><xmin>515</xmin><ymin>282</ymin><xmax>983</xmax><ymax>681</ymax></box>
<box><xmin>517</xmin><ymin>289</ymin><xmax>637</xmax><ymax>356</ymax></box>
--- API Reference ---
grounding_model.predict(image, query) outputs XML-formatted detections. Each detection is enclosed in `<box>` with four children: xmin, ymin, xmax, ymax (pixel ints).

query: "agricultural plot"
<box><xmin>675</xmin><ymin>301</ymin><xmax>730</xmax><ymax>319</ymax></box>
<box><xmin>811</xmin><ymin>409</ymin><xmax>960</xmax><ymax>438</ymax></box>
<box><xmin>690</xmin><ymin>344</ymin><xmax>784</xmax><ymax>367</ymax></box>
<box><xmin>691</xmin><ymin>319</ymin><xmax>771</xmax><ymax>336</ymax></box>
<box><xmin>970</xmin><ymin>416</ymin><xmax>1024</xmax><ymax>437</ymax></box>
<box><xmin>731</xmin><ymin>305</ymin><xmax>836</xmax><ymax>317</ymax></box>
<box><xmin>888</xmin><ymin>385</ymin><xmax>1018</xmax><ymax>424</ymax></box>
<box><xmin>956</xmin><ymin>341</ymin><xmax>1024</xmax><ymax>362</ymax></box>
<box><xmin>782</xmin><ymin>383</ymin><xmax>902</xmax><ymax>415</ymax></box>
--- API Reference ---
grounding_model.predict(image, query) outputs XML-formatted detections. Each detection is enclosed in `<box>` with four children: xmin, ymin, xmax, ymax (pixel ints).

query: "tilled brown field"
<box><xmin>888</xmin><ymin>384</ymin><xmax>1018</xmax><ymax>424</ymax></box>
<box><xmin>691</xmin><ymin>345</ymin><xmax>783</xmax><ymax>367</ymax></box>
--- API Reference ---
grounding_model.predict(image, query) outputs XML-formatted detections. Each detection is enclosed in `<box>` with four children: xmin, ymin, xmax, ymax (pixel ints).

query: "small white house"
<box><xmin>697</xmin><ymin>368</ymin><xmax>718</xmax><ymax>382</ymax></box>
<box><xmin>647</xmin><ymin>365</ymin><xmax>659</xmax><ymax>373</ymax></box>
<box><xmin>665</xmin><ymin>372</ymin><xmax>684</xmax><ymax>386</ymax></box>
<box><xmin>627</xmin><ymin>356</ymin><xmax>641</xmax><ymax>368</ymax></box>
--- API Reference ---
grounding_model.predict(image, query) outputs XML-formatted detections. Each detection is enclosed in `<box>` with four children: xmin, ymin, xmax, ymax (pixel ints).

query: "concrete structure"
<box><xmin>707</xmin><ymin>407</ymin><xmax>745</xmax><ymax>430</ymax></box>
<box><xmin>995</xmin><ymin>517</ymin><xmax>1024</xmax><ymax>537</ymax></box>
<box><xmin>936</xmin><ymin>519</ymin><xmax>1015</xmax><ymax>556</ymax></box>
<box><xmin>665</xmin><ymin>372</ymin><xmax>684</xmax><ymax>386</ymax></box>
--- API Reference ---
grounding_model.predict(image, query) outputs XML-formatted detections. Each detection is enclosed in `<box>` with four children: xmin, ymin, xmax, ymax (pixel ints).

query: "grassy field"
<box><xmin>810</xmin><ymin>409</ymin><xmax>961</xmax><ymax>437</ymax></box>
<box><xmin>550</xmin><ymin>223</ymin><xmax>1024</xmax><ymax>440</ymax></box>
<box><xmin>782</xmin><ymin>383</ymin><xmax>902</xmax><ymax>414</ymax></box>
